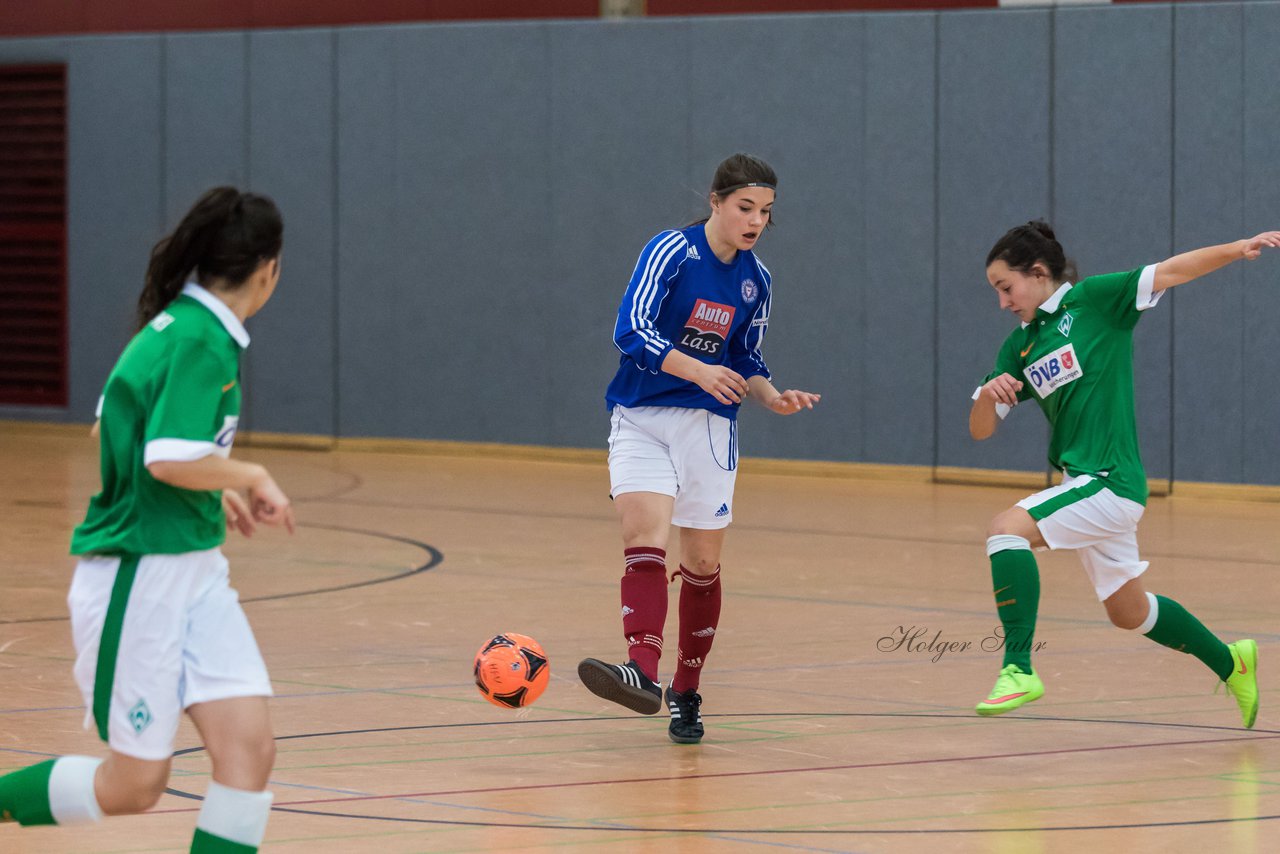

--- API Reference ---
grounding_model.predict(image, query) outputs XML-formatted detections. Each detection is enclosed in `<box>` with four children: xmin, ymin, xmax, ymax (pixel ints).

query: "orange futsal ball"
<box><xmin>473</xmin><ymin>633</ymin><xmax>550</xmax><ymax>709</ymax></box>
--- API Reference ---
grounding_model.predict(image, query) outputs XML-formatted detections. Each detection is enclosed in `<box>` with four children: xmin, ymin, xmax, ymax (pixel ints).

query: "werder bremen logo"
<box><xmin>129</xmin><ymin>699</ymin><xmax>154</xmax><ymax>734</ymax></box>
<box><xmin>1058</xmin><ymin>312</ymin><xmax>1073</xmax><ymax>338</ymax></box>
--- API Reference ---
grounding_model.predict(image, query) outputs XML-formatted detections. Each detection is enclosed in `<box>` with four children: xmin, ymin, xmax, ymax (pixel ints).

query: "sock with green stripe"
<box><xmin>1136</xmin><ymin>592</ymin><xmax>1234</xmax><ymax>680</ymax></box>
<box><xmin>0</xmin><ymin>756</ymin><xmax>103</xmax><ymax>826</ymax></box>
<box><xmin>987</xmin><ymin>535</ymin><xmax>1040</xmax><ymax>672</ymax></box>
<box><xmin>190</xmin><ymin>781</ymin><xmax>272</xmax><ymax>853</ymax></box>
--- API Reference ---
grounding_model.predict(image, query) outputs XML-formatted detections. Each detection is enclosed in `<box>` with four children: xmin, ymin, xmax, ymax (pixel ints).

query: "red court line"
<box><xmin>151</xmin><ymin>731</ymin><xmax>1277</xmax><ymax>814</ymax></box>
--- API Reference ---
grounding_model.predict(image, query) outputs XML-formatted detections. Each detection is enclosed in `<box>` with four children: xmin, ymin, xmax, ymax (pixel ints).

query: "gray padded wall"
<box><xmin>244</xmin><ymin>30</ymin><xmax>336</xmax><ymax>437</ymax></box>
<box><xmin>67</xmin><ymin>37</ymin><xmax>164</xmax><ymax>422</ymax></box>
<box><xmin>4</xmin><ymin>4</ymin><xmax>1280</xmax><ymax>485</ymax></box>
<box><xmin>936</xmin><ymin>9</ymin><xmax>1051</xmax><ymax>477</ymax></box>
<box><xmin>1054</xmin><ymin>5</ymin><xmax>1175</xmax><ymax>487</ymax></box>
<box><xmin>1242</xmin><ymin>2</ymin><xmax>1280</xmax><ymax>486</ymax></box>
<box><xmin>547</xmin><ymin>20</ymin><xmax>690</xmax><ymax>449</ymax></box>
<box><xmin>1171</xmin><ymin>3</ymin><xmax>1243</xmax><ymax>485</ymax></box>
<box><xmin>687</xmin><ymin>14</ymin><xmax>863</xmax><ymax>462</ymax></box>
<box><xmin>864</xmin><ymin>13</ymin><xmax>936</xmax><ymax>467</ymax></box>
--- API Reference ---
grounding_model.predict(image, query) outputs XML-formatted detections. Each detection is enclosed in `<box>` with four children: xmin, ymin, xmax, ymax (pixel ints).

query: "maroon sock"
<box><xmin>621</xmin><ymin>547</ymin><xmax>668</xmax><ymax>682</ymax></box>
<box><xmin>672</xmin><ymin>564</ymin><xmax>721</xmax><ymax>693</ymax></box>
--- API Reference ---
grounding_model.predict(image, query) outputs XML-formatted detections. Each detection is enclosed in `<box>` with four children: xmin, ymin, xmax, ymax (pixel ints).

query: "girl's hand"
<box><xmin>695</xmin><ymin>364</ymin><xmax>750</xmax><ymax>406</ymax></box>
<box><xmin>768</xmin><ymin>389</ymin><xmax>821</xmax><ymax>415</ymax></box>
<box><xmin>1241</xmin><ymin>231</ymin><xmax>1280</xmax><ymax>260</ymax></box>
<box><xmin>223</xmin><ymin>490</ymin><xmax>256</xmax><ymax>538</ymax></box>
<box><xmin>249</xmin><ymin>473</ymin><xmax>296</xmax><ymax>534</ymax></box>
<box><xmin>980</xmin><ymin>373</ymin><xmax>1023</xmax><ymax>407</ymax></box>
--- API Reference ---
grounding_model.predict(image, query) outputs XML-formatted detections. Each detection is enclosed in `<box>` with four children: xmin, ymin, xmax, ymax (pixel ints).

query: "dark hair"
<box><xmin>985</xmin><ymin>220</ymin><xmax>1071</xmax><ymax>282</ymax></box>
<box><xmin>137</xmin><ymin>186</ymin><xmax>283</xmax><ymax>331</ymax></box>
<box><xmin>687</xmin><ymin>153</ymin><xmax>778</xmax><ymax>228</ymax></box>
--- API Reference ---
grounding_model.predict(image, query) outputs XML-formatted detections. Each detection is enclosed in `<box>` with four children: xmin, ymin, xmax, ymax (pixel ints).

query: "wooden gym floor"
<box><xmin>1</xmin><ymin>422</ymin><xmax>1277</xmax><ymax>853</ymax></box>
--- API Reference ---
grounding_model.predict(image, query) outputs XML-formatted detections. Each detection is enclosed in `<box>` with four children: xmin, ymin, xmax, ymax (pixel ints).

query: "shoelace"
<box><xmin>675</xmin><ymin>692</ymin><xmax>702</xmax><ymax>723</ymax></box>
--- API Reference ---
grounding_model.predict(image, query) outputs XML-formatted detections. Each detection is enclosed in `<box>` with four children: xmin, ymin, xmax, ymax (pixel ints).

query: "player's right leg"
<box><xmin>976</xmin><ymin>504</ymin><xmax>1046</xmax><ymax>716</ymax></box>
<box><xmin>187</xmin><ymin>697</ymin><xmax>275</xmax><ymax>852</ymax></box>
<box><xmin>579</xmin><ymin>407</ymin><xmax>676</xmax><ymax>715</ymax></box>
<box><xmin>0</xmin><ymin>751</ymin><xmax>168</xmax><ymax>827</ymax></box>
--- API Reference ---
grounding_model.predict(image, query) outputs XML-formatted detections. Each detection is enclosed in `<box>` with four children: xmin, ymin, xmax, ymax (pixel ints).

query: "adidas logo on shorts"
<box><xmin>714</xmin><ymin>503</ymin><xmax>729</xmax><ymax>517</ymax></box>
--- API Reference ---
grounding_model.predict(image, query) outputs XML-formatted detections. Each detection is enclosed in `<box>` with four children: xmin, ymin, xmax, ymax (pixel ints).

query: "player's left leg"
<box><xmin>665</xmin><ymin>526</ymin><xmax>726</xmax><ymax>744</ymax></box>
<box><xmin>1103</xmin><ymin>575</ymin><xmax>1257</xmax><ymax>728</ymax></box>
<box><xmin>187</xmin><ymin>697</ymin><xmax>275</xmax><ymax>852</ymax></box>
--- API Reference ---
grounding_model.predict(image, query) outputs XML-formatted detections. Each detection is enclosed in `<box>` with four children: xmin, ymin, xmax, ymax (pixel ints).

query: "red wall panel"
<box><xmin>0</xmin><ymin>0</ymin><xmax>598</xmax><ymax>37</ymax></box>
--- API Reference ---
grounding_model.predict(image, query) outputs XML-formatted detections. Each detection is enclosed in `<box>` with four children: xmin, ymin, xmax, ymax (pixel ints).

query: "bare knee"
<box><xmin>986</xmin><ymin>507</ymin><xmax>1041</xmax><ymax>543</ymax></box>
<box><xmin>96</xmin><ymin>756</ymin><xmax>171</xmax><ymax>816</ymax></box>
<box><xmin>210</xmin><ymin>731</ymin><xmax>276</xmax><ymax>790</ymax></box>
<box><xmin>1104</xmin><ymin>580</ymin><xmax>1150</xmax><ymax>630</ymax></box>
<box><xmin>683</xmin><ymin>555</ymin><xmax>719</xmax><ymax>576</ymax></box>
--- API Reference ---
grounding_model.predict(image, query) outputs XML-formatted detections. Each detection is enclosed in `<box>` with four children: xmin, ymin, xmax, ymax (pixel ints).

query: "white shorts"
<box><xmin>68</xmin><ymin>548</ymin><xmax>272</xmax><ymax>761</ymax></box>
<box><xmin>607</xmin><ymin>404</ymin><xmax>738</xmax><ymax>530</ymax></box>
<box><xmin>1017</xmin><ymin>473</ymin><xmax>1148</xmax><ymax>601</ymax></box>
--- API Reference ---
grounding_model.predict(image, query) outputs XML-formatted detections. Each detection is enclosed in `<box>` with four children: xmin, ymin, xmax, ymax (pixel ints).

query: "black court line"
<box><xmin>0</xmin><ymin>523</ymin><xmax>442</xmax><ymax>625</ymax></box>
<box><xmin>163</xmin><ymin>712</ymin><xmax>1279</xmax><ymax>835</ymax></box>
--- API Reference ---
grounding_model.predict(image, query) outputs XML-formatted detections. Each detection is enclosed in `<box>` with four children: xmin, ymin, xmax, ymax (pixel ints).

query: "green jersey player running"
<box><xmin>971</xmin><ymin>220</ymin><xmax>1280</xmax><ymax>727</ymax></box>
<box><xmin>0</xmin><ymin>187</ymin><xmax>293</xmax><ymax>851</ymax></box>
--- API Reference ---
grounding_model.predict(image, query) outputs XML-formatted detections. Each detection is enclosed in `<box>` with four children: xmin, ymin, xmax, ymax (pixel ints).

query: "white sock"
<box><xmin>48</xmin><ymin>756</ymin><xmax>104</xmax><ymax>825</ymax></box>
<box><xmin>986</xmin><ymin>534</ymin><xmax>1031</xmax><ymax>556</ymax></box>
<box><xmin>196</xmin><ymin>781</ymin><xmax>273</xmax><ymax>847</ymax></box>
<box><xmin>1132</xmin><ymin>592</ymin><xmax>1159</xmax><ymax>634</ymax></box>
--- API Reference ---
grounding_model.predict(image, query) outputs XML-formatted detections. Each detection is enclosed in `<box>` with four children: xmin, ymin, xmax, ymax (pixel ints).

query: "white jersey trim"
<box><xmin>1135</xmin><ymin>264</ymin><xmax>1162</xmax><ymax>311</ymax></box>
<box><xmin>972</xmin><ymin>385</ymin><xmax>1013</xmax><ymax>419</ymax></box>
<box><xmin>182</xmin><ymin>283</ymin><xmax>250</xmax><ymax>348</ymax></box>
<box><xmin>144</xmin><ymin>438</ymin><xmax>218</xmax><ymax>465</ymax></box>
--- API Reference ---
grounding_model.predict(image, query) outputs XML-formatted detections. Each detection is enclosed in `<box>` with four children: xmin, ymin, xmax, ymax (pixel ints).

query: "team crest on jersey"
<box><xmin>1057</xmin><ymin>312</ymin><xmax>1074</xmax><ymax>338</ymax></box>
<box><xmin>741</xmin><ymin>278</ymin><xmax>759</xmax><ymax>304</ymax></box>
<box><xmin>678</xmin><ymin>299</ymin><xmax>735</xmax><ymax>357</ymax></box>
<box><xmin>149</xmin><ymin>312</ymin><xmax>175</xmax><ymax>332</ymax></box>
<box><xmin>214</xmin><ymin>415</ymin><xmax>239</xmax><ymax>456</ymax></box>
<box><xmin>1024</xmin><ymin>343</ymin><xmax>1083</xmax><ymax>399</ymax></box>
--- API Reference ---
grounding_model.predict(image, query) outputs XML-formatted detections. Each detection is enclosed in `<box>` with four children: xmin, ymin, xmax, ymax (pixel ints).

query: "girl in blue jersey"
<box><xmin>579</xmin><ymin>154</ymin><xmax>820</xmax><ymax>743</ymax></box>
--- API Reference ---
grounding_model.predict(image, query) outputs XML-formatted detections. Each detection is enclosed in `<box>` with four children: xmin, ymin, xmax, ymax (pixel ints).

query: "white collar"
<box><xmin>1020</xmin><ymin>282</ymin><xmax>1073</xmax><ymax>329</ymax></box>
<box><xmin>181</xmin><ymin>283</ymin><xmax>250</xmax><ymax>348</ymax></box>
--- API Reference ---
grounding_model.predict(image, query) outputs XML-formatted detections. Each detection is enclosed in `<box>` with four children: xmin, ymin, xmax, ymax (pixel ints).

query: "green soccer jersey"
<box><xmin>980</xmin><ymin>265</ymin><xmax>1161</xmax><ymax>505</ymax></box>
<box><xmin>71</xmin><ymin>284</ymin><xmax>248</xmax><ymax>556</ymax></box>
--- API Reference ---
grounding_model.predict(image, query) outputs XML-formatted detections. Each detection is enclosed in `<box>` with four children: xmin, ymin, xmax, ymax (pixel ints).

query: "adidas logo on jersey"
<box><xmin>686</xmin><ymin>244</ymin><xmax>701</xmax><ymax>260</ymax></box>
<box><xmin>714</xmin><ymin>503</ymin><xmax>729</xmax><ymax>517</ymax></box>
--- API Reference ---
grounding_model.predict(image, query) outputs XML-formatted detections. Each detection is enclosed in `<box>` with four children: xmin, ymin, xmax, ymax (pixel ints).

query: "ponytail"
<box><xmin>136</xmin><ymin>186</ymin><xmax>283</xmax><ymax>331</ymax></box>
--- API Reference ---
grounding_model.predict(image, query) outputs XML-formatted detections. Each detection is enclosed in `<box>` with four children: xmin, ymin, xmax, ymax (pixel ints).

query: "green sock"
<box><xmin>988</xmin><ymin>537</ymin><xmax>1040</xmax><ymax>672</ymax></box>
<box><xmin>1143</xmin><ymin>594</ymin><xmax>1233</xmax><ymax>680</ymax></box>
<box><xmin>0</xmin><ymin>760</ymin><xmax>56</xmax><ymax>826</ymax></box>
<box><xmin>191</xmin><ymin>828</ymin><xmax>257</xmax><ymax>853</ymax></box>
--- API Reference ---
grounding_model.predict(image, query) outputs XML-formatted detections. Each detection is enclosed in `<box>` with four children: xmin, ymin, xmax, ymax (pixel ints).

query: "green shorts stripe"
<box><xmin>93</xmin><ymin>555</ymin><xmax>140</xmax><ymax>743</ymax></box>
<box><xmin>1024</xmin><ymin>476</ymin><xmax>1107</xmax><ymax>521</ymax></box>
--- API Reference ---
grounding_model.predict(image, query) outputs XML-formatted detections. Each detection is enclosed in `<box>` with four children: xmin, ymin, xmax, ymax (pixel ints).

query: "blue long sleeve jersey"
<box><xmin>606</xmin><ymin>223</ymin><xmax>772</xmax><ymax>420</ymax></box>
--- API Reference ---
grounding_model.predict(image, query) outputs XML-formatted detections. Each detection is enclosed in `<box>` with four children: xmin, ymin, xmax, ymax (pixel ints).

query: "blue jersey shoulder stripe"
<box><xmin>628</xmin><ymin>231</ymin><xmax>687</xmax><ymax>355</ymax></box>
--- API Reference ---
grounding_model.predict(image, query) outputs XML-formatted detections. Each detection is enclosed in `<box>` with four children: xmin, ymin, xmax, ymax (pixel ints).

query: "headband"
<box><xmin>714</xmin><ymin>181</ymin><xmax>776</xmax><ymax>195</ymax></box>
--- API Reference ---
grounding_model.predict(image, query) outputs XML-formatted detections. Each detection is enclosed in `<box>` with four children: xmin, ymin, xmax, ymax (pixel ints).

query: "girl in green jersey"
<box><xmin>971</xmin><ymin>220</ymin><xmax>1279</xmax><ymax>727</ymax></box>
<box><xmin>0</xmin><ymin>187</ymin><xmax>293</xmax><ymax>852</ymax></box>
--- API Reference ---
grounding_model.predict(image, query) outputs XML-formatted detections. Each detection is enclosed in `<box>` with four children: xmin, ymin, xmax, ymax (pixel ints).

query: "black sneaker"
<box><xmin>665</xmin><ymin>686</ymin><xmax>704</xmax><ymax>744</ymax></box>
<box><xmin>577</xmin><ymin>658</ymin><xmax>662</xmax><ymax>714</ymax></box>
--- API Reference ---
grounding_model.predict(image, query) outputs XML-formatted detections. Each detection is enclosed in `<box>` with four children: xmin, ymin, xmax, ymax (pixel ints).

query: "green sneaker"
<box><xmin>975</xmin><ymin>664</ymin><xmax>1044</xmax><ymax>716</ymax></box>
<box><xmin>1223</xmin><ymin>640</ymin><xmax>1259</xmax><ymax>729</ymax></box>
